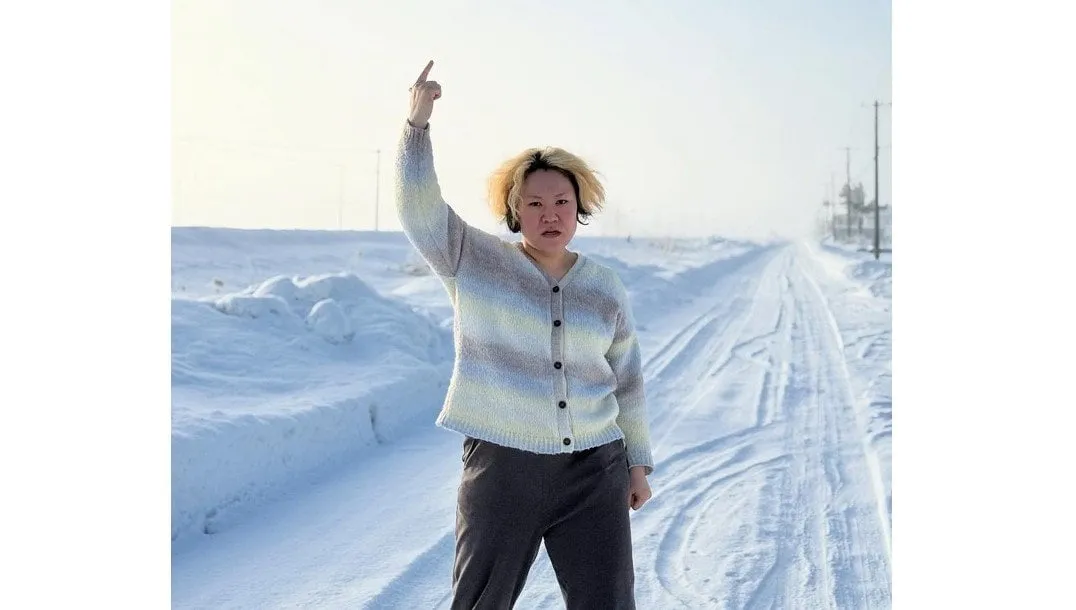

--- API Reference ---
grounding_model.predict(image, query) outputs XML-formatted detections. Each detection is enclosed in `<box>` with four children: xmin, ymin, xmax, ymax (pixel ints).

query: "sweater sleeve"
<box><xmin>394</xmin><ymin>120</ymin><xmax>469</xmax><ymax>278</ymax></box>
<box><xmin>607</xmin><ymin>275</ymin><xmax>655</xmax><ymax>475</ymax></box>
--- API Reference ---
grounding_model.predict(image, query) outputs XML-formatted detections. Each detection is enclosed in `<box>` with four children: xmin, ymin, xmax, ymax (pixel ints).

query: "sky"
<box><xmin>172</xmin><ymin>0</ymin><xmax>891</xmax><ymax>239</ymax></box>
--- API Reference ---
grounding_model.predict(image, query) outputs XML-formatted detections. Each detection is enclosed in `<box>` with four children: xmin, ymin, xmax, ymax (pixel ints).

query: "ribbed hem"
<box><xmin>436</xmin><ymin>410</ymin><xmax>628</xmax><ymax>457</ymax></box>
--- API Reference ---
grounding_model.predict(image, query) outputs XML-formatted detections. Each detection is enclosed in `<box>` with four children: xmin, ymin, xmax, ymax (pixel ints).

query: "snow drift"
<box><xmin>171</xmin><ymin>269</ymin><xmax>453</xmax><ymax>541</ymax></box>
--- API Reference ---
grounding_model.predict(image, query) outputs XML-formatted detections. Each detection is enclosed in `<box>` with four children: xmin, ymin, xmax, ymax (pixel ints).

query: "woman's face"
<box><xmin>517</xmin><ymin>169</ymin><xmax>578</xmax><ymax>254</ymax></box>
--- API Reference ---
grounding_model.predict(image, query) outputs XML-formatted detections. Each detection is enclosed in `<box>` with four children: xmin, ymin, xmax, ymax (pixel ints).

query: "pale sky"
<box><xmin>172</xmin><ymin>0</ymin><xmax>891</xmax><ymax>239</ymax></box>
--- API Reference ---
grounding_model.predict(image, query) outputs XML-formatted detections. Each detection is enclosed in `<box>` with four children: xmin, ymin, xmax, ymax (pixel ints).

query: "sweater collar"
<box><xmin>514</xmin><ymin>241</ymin><xmax>586</xmax><ymax>288</ymax></box>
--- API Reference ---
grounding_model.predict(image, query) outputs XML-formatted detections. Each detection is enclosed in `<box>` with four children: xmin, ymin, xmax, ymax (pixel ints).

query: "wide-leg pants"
<box><xmin>451</xmin><ymin>436</ymin><xmax>636</xmax><ymax>609</ymax></box>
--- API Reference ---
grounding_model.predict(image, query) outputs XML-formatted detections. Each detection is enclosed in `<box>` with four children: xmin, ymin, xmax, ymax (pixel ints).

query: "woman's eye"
<box><xmin>556</xmin><ymin>199</ymin><xmax>568</xmax><ymax>205</ymax></box>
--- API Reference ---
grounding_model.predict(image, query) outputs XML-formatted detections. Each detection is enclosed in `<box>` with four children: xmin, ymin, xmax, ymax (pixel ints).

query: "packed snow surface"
<box><xmin>172</xmin><ymin>227</ymin><xmax>892</xmax><ymax>608</ymax></box>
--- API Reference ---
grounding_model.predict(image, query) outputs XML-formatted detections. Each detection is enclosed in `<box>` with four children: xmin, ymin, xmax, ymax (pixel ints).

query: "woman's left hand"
<box><xmin>628</xmin><ymin>466</ymin><xmax>652</xmax><ymax>510</ymax></box>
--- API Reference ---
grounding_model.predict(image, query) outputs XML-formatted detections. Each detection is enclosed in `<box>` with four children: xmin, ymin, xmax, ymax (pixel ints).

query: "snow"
<box><xmin>804</xmin><ymin>239</ymin><xmax>893</xmax><ymax>528</ymax></box>
<box><xmin>171</xmin><ymin>234</ymin><xmax>457</xmax><ymax>541</ymax></box>
<box><xmin>171</xmin><ymin>226</ymin><xmax>892</xmax><ymax>608</ymax></box>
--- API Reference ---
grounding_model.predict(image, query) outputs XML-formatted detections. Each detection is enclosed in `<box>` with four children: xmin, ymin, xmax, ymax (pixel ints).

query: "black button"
<box><xmin>552</xmin><ymin>286</ymin><xmax>560</xmax><ymax>293</ymax></box>
<box><xmin>558</xmin><ymin>401</ymin><xmax>566</xmax><ymax>408</ymax></box>
<box><xmin>563</xmin><ymin>438</ymin><xmax>571</xmax><ymax>446</ymax></box>
<box><xmin>553</xmin><ymin>320</ymin><xmax>562</xmax><ymax>327</ymax></box>
<box><xmin>554</xmin><ymin>361</ymin><xmax>562</xmax><ymax>369</ymax></box>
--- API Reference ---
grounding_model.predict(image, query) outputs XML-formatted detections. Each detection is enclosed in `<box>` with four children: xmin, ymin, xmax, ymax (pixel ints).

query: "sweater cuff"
<box><xmin>627</xmin><ymin>448</ymin><xmax>654</xmax><ymax>476</ymax></box>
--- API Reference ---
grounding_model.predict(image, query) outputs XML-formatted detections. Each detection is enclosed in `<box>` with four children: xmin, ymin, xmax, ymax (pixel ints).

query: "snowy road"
<box><xmin>171</xmin><ymin>242</ymin><xmax>892</xmax><ymax>609</ymax></box>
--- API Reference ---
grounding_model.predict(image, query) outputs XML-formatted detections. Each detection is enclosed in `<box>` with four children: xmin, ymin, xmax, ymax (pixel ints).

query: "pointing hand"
<box><xmin>408</xmin><ymin>60</ymin><xmax>442</xmax><ymax>129</ymax></box>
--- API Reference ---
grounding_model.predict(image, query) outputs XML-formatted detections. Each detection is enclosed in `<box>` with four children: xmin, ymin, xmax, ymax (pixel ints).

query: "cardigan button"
<box><xmin>552</xmin><ymin>286</ymin><xmax>560</xmax><ymax>293</ymax></box>
<box><xmin>553</xmin><ymin>320</ymin><xmax>561</xmax><ymax>327</ymax></box>
<box><xmin>563</xmin><ymin>437</ymin><xmax>571</xmax><ymax>446</ymax></box>
<box><xmin>554</xmin><ymin>361</ymin><xmax>562</xmax><ymax>369</ymax></box>
<box><xmin>558</xmin><ymin>401</ymin><xmax>566</xmax><ymax>408</ymax></box>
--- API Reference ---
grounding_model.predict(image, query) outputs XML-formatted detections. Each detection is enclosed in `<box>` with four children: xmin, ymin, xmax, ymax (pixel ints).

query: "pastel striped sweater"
<box><xmin>394</xmin><ymin>120</ymin><xmax>654</xmax><ymax>475</ymax></box>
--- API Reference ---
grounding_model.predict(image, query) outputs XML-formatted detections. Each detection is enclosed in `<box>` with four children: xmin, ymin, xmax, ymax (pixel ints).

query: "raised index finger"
<box><xmin>415</xmin><ymin>60</ymin><xmax>434</xmax><ymax>85</ymax></box>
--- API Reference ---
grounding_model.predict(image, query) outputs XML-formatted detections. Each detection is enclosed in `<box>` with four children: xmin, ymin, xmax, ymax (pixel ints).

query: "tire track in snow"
<box><xmin>787</xmin><ymin>255</ymin><xmax>892</xmax><ymax>608</ymax></box>
<box><xmin>795</xmin><ymin>249</ymin><xmax>893</xmax><ymax>567</ymax></box>
<box><xmin>713</xmin><ymin>254</ymin><xmax>830</xmax><ymax>610</ymax></box>
<box><xmin>642</xmin><ymin>253</ymin><xmax>780</xmax><ymax>448</ymax></box>
<box><xmin>642</xmin><ymin>301</ymin><xmax>727</xmax><ymax>380</ymax></box>
<box><xmin>755</xmin><ymin>257</ymin><xmax>795</xmax><ymax>430</ymax></box>
<box><xmin>634</xmin><ymin>409</ymin><xmax>785</xmax><ymax>606</ymax></box>
<box><xmin>641</xmin><ymin>247</ymin><xmax>778</xmax><ymax>382</ymax></box>
<box><xmin>632</xmin><ymin>247</ymin><xmax>892</xmax><ymax>609</ymax></box>
<box><xmin>648</xmin><ymin>251</ymin><xmax>786</xmax><ymax>454</ymax></box>
<box><xmin>636</xmin><ymin>250</ymin><xmax>808</xmax><ymax>607</ymax></box>
<box><xmin>735</xmin><ymin>258</ymin><xmax>882</xmax><ymax>610</ymax></box>
<box><xmin>656</xmin><ymin>449</ymin><xmax>791</xmax><ymax>607</ymax></box>
<box><xmin>738</xmin><ymin>260</ymin><xmax>800</xmax><ymax>610</ymax></box>
<box><xmin>800</xmin><ymin>289</ymin><xmax>840</xmax><ymax>610</ymax></box>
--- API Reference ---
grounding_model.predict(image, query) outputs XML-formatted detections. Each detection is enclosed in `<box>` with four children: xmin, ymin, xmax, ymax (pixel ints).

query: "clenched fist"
<box><xmin>629</xmin><ymin>466</ymin><xmax>652</xmax><ymax>510</ymax></box>
<box><xmin>408</xmin><ymin>60</ymin><xmax>442</xmax><ymax>129</ymax></box>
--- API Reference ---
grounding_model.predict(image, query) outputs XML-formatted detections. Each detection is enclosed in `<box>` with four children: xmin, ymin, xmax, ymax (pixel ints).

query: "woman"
<box><xmin>395</xmin><ymin>60</ymin><xmax>654</xmax><ymax>610</ymax></box>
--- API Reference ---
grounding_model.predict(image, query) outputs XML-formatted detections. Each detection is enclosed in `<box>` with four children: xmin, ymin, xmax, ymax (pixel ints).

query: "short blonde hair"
<box><xmin>487</xmin><ymin>147</ymin><xmax>606</xmax><ymax>232</ymax></box>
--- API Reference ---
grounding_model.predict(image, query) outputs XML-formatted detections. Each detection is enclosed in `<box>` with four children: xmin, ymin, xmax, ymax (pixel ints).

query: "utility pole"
<box><xmin>867</xmin><ymin>100</ymin><xmax>892</xmax><ymax>259</ymax></box>
<box><xmin>873</xmin><ymin>101</ymin><xmax>881</xmax><ymax>259</ymax></box>
<box><xmin>374</xmin><ymin>149</ymin><xmax>381</xmax><ymax>231</ymax></box>
<box><xmin>844</xmin><ymin>147</ymin><xmax>852</xmax><ymax>240</ymax></box>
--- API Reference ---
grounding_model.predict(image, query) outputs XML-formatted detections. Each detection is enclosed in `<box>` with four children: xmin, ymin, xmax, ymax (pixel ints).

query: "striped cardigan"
<box><xmin>394</xmin><ymin>120</ymin><xmax>654</xmax><ymax>474</ymax></box>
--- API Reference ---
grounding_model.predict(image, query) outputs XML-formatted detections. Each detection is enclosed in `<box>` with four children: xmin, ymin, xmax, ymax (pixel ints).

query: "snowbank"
<box><xmin>171</xmin><ymin>271</ymin><xmax>453</xmax><ymax>542</ymax></box>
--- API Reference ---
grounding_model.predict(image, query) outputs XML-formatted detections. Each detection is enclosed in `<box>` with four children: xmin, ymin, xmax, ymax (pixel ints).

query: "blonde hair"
<box><xmin>486</xmin><ymin>147</ymin><xmax>606</xmax><ymax>232</ymax></box>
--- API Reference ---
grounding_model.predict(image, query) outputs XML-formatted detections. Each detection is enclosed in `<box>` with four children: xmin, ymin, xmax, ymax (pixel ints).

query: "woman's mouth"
<box><xmin>541</xmin><ymin>229</ymin><xmax>562</xmax><ymax>237</ymax></box>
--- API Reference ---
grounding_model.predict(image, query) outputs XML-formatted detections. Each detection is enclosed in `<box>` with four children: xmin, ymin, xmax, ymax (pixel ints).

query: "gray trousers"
<box><xmin>451</xmin><ymin>436</ymin><xmax>636</xmax><ymax>610</ymax></box>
